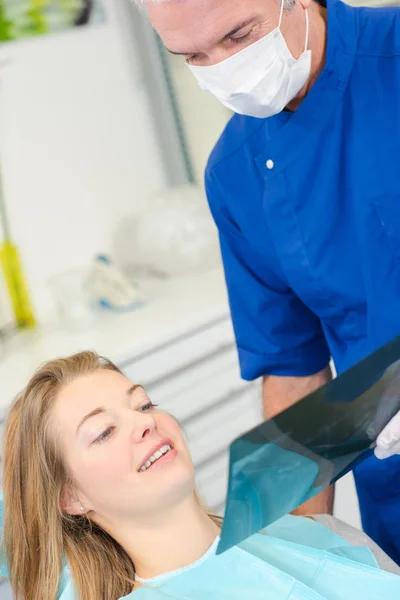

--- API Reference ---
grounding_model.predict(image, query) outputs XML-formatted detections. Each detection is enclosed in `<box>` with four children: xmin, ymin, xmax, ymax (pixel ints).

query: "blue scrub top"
<box><xmin>205</xmin><ymin>0</ymin><xmax>400</xmax><ymax>381</ymax></box>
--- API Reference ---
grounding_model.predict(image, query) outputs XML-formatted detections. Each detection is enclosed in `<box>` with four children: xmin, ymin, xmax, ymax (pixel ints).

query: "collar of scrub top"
<box><xmin>217</xmin><ymin>334</ymin><xmax>400</xmax><ymax>554</ymax></box>
<box><xmin>254</xmin><ymin>0</ymin><xmax>356</xmax><ymax>180</ymax></box>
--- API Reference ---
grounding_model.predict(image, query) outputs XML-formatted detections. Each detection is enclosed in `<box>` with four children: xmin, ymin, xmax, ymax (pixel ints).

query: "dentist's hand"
<box><xmin>375</xmin><ymin>410</ymin><xmax>400</xmax><ymax>459</ymax></box>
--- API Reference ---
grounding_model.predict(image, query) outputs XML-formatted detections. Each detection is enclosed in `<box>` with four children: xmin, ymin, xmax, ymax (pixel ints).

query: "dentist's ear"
<box><xmin>60</xmin><ymin>486</ymin><xmax>87</xmax><ymax>516</ymax></box>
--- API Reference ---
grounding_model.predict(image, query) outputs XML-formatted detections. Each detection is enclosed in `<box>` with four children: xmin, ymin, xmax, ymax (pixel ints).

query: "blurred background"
<box><xmin>0</xmin><ymin>6</ymin><xmax>398</xmax><ymax>594</ymax></box>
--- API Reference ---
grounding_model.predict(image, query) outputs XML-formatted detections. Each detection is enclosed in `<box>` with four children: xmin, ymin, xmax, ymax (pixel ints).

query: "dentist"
<box><xmin>136</xmin><ymin>0</ymin><xmax>400</xmax><ymax>564</ymax></box>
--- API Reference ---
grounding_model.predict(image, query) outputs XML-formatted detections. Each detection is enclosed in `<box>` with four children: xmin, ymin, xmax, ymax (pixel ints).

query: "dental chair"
<box><xmin>0</xmin><ymin>579</ymin><xmax>13</xmax><ymax>599</ymax></box>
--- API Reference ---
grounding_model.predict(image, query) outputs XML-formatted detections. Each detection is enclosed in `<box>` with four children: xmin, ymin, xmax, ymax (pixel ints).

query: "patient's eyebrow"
<box><xmin>126</xmin><ymin>383</ymin><xmax>144</xmax><ymax>397</ymax></box>
<box><xmin>77</xmin><ymin>407</ymin><xmax>106</xmax><ymax>433</ymax></box>
<box><xmin>76</xmin><ymin>385</ymin><xmax>144</xmax><ymax>432</ymax></box>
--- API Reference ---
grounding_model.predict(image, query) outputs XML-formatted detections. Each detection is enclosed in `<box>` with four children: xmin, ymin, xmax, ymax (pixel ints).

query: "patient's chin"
<box><xmin>153</xmin><ymin>453</ymin><xmax>195</xmax><ymax>498</ymax></box>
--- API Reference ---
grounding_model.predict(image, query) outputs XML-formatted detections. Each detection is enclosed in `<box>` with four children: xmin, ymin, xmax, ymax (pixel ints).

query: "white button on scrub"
<box><xmin>266</xmin><ymin>159</ymin><xmax>274</xmax><ymax>170</ymax></box>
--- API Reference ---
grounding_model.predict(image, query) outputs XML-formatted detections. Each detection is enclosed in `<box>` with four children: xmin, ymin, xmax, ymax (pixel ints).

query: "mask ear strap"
<box><xmin>279</xmin><ymin>2</ymin><xmax>310</xmax><ymax>53</ymax></box>
<box><xmin>278</xmin><ymin>0</ymin><xmax>285</xmax><ymax>28</ymax></box>
<box><xmin>304</xmin><ymin>8</ymin><xmax>310</xmax><ymax>52</ymax></box>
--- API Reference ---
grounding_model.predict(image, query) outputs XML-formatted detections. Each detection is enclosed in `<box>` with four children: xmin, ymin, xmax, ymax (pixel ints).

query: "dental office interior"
<box><xmin>0</xmin><ymin>0</ymin><xmax>398</xmax><ymax>597</ymax></box>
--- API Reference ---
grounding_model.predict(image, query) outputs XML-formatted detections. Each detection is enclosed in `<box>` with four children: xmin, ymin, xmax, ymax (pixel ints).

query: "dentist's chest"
<box><xmin>225</xmin><ymin>100</ymin><xmax>400</xmax><ymax>334</ymax></box>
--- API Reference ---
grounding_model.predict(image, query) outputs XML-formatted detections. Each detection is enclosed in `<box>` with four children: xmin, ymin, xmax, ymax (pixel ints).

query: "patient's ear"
<box><xmin>60</xmin><ymin>485</ymin><xmax>85</xmax><ymax>516</ymax></box>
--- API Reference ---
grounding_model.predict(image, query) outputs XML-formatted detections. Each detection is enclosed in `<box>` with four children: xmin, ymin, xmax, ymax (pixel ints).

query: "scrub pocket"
<box><xmin>373</xmin><ymin>195</ymin><xmax>400</xmax><ymax>259</ymax></box>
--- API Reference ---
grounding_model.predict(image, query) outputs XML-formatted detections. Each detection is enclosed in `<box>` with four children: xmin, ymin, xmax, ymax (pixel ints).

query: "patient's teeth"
<box><xmin>139</xmin><ymin>444</ymin><xmax>172</xmax><ymax>472</ymax></box>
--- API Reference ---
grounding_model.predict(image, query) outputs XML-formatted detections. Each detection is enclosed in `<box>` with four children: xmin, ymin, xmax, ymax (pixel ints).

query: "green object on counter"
<box><xmin>0</xmin><ymin>2</ymin><xmax>14</xmax><ymax>41</ymax></box>
<box><xmin>0</xmin><ymin>1</ymin><xmax>102</xmax><ymax>43</ymax></box>
<box><xmin>22</xmin><ymin>1</ymin><xmax>49</xmax><ymax>37</ymax></box>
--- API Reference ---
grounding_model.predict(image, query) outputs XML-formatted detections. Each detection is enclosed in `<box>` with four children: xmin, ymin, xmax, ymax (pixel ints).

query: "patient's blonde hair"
<box><xmin>2</xmin><ymin>351</ymin><xmax>221</xmax><ymax>600</ymax></box>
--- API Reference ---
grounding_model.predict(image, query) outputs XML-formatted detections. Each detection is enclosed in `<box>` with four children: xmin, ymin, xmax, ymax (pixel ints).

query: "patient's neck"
<box><xmin>113</xmin><ymin>498</ymin><xmax>220</xmax><ymax>580</ymax></box>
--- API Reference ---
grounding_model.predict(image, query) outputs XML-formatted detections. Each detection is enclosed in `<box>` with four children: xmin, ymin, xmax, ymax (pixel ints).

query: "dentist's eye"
<box><xmin>94</xmin><ymin>427</ymin><xmax>114</xmax><ymax>445</ymax></box>
<box><xmin>230</xmin><ymin>31</ymin><xmax>252</xmax><ymax>44</ymax></box>
<box><xmin>139</xmin><ymin>402</ymin><xmax>158</xmax><ymax>413</ymax></box>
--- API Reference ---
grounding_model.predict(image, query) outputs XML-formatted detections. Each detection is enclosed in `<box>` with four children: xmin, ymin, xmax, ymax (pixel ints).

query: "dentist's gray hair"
<box><xmin>134</xmin><ymin>0</ymin><xmax>297</xmax><ymax>9</ymax></box>
<box><xmin>133</xmin><ymin>0</ymin><xmax>175</xmax><ymax>6</ymax></box>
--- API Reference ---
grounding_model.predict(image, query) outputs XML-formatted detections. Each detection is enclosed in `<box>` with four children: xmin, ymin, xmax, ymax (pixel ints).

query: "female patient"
<box><xmin>1</xmin><ymin>351</ymin><xmax>400</xmax><ymax>600</ymax></box>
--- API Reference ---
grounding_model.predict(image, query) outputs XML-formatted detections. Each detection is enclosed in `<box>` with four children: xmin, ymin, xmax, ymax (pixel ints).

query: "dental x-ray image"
<box><xmin>219</xmin><ymin>335</ymin><xmax>400</xmax><ymax>554</ymax></box>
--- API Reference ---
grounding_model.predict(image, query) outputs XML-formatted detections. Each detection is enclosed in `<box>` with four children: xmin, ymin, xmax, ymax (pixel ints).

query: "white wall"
<box><xmin>168</xmin><ymin>54</ymin><xmax>231</xmax><ymax>186</ymax></box>
<box><xmin>0</xmin><ymin>0</ymin><xmax>168</xmax><ymax>323</ymax></box>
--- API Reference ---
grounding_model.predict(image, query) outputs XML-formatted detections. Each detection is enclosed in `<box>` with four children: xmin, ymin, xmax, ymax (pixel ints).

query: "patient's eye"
<box><xmin>94</xmin><ymin>426</ymin><xmax>114</xmax><ymax>445</ymax></box>
<box><xmin>139</xmin><ymin>402</ymin><xmax>158</xmax><ymax>413</ymax></box>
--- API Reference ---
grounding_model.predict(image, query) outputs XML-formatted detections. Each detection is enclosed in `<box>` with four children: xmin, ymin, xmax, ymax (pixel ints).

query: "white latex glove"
<box><xmin>375</xmin><ymin>410</ymin><xmax>400</xmax><ymax>459</ymax></box>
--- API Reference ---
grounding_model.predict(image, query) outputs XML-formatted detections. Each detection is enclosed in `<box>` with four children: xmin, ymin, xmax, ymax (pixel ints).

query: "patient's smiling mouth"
<box><xmin>138</xmin><ymin>441</ymin><xmax>176</xmax><ymax>473</ymax></box>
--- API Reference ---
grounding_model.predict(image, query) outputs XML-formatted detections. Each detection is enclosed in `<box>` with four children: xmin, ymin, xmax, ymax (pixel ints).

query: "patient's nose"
<box><xmin>131</xmin><ymin>411</ymin><xmax>155</xmax><ymax>443</ymax></box>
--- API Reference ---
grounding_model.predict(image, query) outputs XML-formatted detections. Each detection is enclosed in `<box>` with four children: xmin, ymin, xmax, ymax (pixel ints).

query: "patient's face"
<box><xmin>52</xmin><ymin>370</ymin><xmax>195</xmax><ymax>522</ymax></box>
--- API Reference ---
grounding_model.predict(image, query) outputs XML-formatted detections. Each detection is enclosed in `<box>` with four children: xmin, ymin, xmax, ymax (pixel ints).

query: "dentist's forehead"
<box><xmin>148</xmin><ymin>0</ymin><xmax>265</xmax><ymax>52</ymax></box>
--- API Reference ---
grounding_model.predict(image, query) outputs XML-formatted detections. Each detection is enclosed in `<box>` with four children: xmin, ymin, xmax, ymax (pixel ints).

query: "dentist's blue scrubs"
<box><xmin>205</xmin><ymin>0</ymin><xmax>400</xmax><ymax>564</ymax></box>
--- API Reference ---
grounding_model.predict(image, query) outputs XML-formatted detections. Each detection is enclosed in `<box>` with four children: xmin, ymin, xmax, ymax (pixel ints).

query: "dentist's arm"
<box><xmin>262</xmin><ymin>366</ymin><xmax>332</xmax><ymax>420</ymax></box>
<box><xmin>262</xmin><ymin>367</ymin><xmax>335</xmax><ymax>515</ymax></box>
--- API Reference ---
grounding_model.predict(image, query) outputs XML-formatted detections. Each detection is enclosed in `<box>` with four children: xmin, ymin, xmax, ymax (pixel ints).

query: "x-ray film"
<box><xmin>218</xmin><ymin>335</ymin><xmax>400</xmax><ymax>554</ymax></box>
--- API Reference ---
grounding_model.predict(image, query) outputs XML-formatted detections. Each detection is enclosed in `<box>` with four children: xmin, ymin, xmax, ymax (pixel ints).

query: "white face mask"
<box><xmin>187</xmin><ymin>0</ymin><xmax>311</xmax><ymax>118</ymax></box>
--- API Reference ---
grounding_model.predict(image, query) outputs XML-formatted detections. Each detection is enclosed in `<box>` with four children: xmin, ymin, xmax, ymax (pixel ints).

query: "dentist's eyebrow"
<box><xmin>76</xmin><ymin>385</ymin><xmax>144</xmax><ymax>433</ymax></box>
<box><xmin>165</xmin><ymin>16</ymin><xmax>258</xmax><ymax>56</ymax></box>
